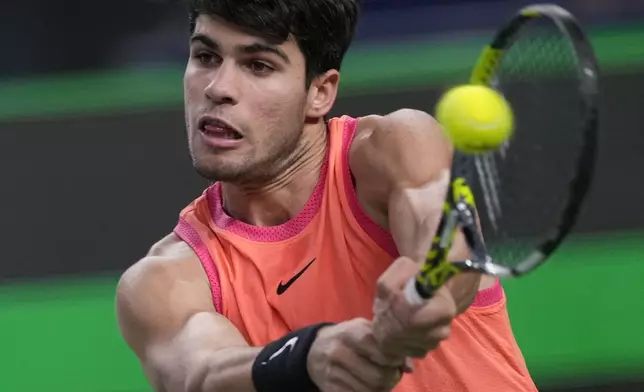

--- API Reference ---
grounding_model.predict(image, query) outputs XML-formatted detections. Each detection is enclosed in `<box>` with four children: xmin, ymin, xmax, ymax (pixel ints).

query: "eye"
<box><xmin>193</xmin><ymin>52</ymin><xmax>219</xmax><ymax>67</ymax></box>
<box><xmin>248</xmin><ymin>61</ymin><xmax>274</xmax><ymax>75</ymax></box>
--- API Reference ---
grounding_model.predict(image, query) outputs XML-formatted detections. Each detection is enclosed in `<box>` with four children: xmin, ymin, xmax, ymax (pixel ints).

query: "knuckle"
<box><xmin>376</xmin><ymin>277</ymin><xmax>392</xmax><ymax>298</ymax></box>
<box><xmin>325</xmin><ymin>339</ymin><xmax>344</xmax><ymax>362</ymax></box>
<box><xmin>354</xmin><ymin>324</ymin><xmax>372</xmax><ymax>346</ymax></box>
<box><xmin>354</xmin><ymin>317</ymin><xmax>370</xmax><ymax>328</ymax></box>
<box><xmin>348</xmin><ymin>318</ymin><xmax>372</xmax><ymax>339</ymax></box>
<box><xmin>347</xmin><ymin>317</ymin><xmax>369</xmax><ymax>330</ymax></box>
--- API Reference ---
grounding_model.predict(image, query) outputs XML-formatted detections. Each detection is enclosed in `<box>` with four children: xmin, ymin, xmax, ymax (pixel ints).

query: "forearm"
<box><xmin>187</xmin><ymin>322</ymin><xmax>332</xmax><ymax>392</ymax></box>
<box><xmin>387</xmin><ymin>177</ymin><xmax>448</xmax><ymax>264</ymax></box>
<box><xmin>187</xmin><ymin>347</ymin><xmax>262</xmax><ymax>392</ymax></box>
<box><xmin>388</xmin><ymin>180</ymin><xmax>481</xmax><ymax>313</ymax></box>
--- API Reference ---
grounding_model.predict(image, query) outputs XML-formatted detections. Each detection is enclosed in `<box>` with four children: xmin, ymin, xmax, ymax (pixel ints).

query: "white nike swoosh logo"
<box><xmin>261</xmin><ymin>337</ymin><xmax>299</xmax><ymax>365</ymax></box>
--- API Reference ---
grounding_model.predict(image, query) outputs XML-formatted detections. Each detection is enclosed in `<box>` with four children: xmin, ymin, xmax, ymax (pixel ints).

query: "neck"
<box><xmin>220</xmin><ymin>122</ymin><xmax>328</xmax><ymax>227</ymax></box>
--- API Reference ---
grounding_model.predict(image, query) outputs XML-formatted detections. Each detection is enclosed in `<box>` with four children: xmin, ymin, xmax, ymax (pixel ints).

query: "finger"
<box><xmin>379</xmin><ymin>340</ymin><xmax>429</xmax><ymax>358</ymax></box>
<box><xmin>372</xmin><ymin>302</ymin><xmax>405</xmax><ymax>348</ymax></box>
<box><xmin>323</xmin><ymin>366</ymin><xmax>370</xmax><ymax>392</ymax></box>
<box><xmin>376</xmin><ymin>256</ymin><xmax>420</xmax><ymax>300</ymax></box>
<box><xmin>345</xmin><ymin>323</ymin><xmax>406</xmax><ymax>368</ymax></box>
<box><xmin>339</xmin><ymin>344</ymin><xmax>403</xmax><ymax>391</ymax></box>
<box><xmin>395</xmin><ymin>342</ymin><xmax>439</xmax><ymax>359</ymax></box>
<box><xmin>384</xmin><ymin>322</ymin><xmax>449</xmax><ymax>345</ymax></box>
<box><xmin>385</xmin><ymin>322</ymin><xmax>452</xmax><ymax>357</ymax></box>
<box><xmin>409</xmin><ymin>287</ymin><xmax>457</xmax><ymax>327</ymax></box>
<box><xmin>376</xmin><ymin>291</ymin><xmax>453</xmax><ymax>351</ymax></box>
<box><xmin>378</xmin><ymin>338</ymin><xmax>440</xmax><ymax>359</ymax></box>
<box><xmin>350</xmin><ymin>360</ymin><xmax>402</xmax><ymax>392</ymax></box>
<box><xmin>373</xmin><ymin>286</ymin><xmax>422</xmax><ymax>347</ymax></box>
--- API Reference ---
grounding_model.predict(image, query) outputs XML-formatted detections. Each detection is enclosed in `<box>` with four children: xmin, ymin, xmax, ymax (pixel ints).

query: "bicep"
<box><xmin>116</xmin><ymin>255</ymin><xmax>248</xmax><ymax>391</ymax></box>
<box><xmin>350</xmin><ymin>110</ymin><xmax>452</xmax><ymax>226</ymax></box>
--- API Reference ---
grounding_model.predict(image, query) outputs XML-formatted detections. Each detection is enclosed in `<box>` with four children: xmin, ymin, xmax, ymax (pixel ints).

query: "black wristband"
<box><xmin>251</xmin><ymin>322</ymin><xmax>335</xmax><ymax>392</ymax></box>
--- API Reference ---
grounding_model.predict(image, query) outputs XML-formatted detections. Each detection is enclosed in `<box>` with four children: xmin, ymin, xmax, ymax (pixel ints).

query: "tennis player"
<box><xmin>116</xmin><ymin>1</ymin><xmax>537</xmax><ymax>391</ymax></box>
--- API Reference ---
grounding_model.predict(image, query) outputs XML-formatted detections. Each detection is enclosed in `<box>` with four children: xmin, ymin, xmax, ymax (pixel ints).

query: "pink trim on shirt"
<box><xmin>174</xmin><ymin>219</ymin><xmax>223</xmax><ymax>313</ymax></box>
<box><xmin>471</xmin><ymin>279</ymin><xmax>503</xmax><ymax>307</ymax></box>
<box><xmin>206</xmin><ymin>151</ymin><xmax>329</xmax><ymax>243</ymax></box>
<box><xmin>341</xmin><ymin>117</ymin><xmax>398</xmax><ymax>257</ymax></box>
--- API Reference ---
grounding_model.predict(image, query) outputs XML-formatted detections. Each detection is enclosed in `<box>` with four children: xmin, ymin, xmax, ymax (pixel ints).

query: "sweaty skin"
<box><xmin>117</xmin><ymin>12</ymin><xmax>499</xmax><ymax>392</ymax></box>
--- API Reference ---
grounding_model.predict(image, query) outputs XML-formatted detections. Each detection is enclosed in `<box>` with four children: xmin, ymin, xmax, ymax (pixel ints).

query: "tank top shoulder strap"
<box><xmin>327</xmin><ymin>115</ymin><xmax>398</xmax><ymax>257</ymax></box>
<box><xmin>174</xmin><ymin>190</ymin><xmax>224</xmax><ymax>313</ymax></box>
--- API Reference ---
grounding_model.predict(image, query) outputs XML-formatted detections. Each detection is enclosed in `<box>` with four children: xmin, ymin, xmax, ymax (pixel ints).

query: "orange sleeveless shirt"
<box><xmin>175</xmin><ymin>116</ymin><xmax>537</xmax><ymax>391</ymax></box>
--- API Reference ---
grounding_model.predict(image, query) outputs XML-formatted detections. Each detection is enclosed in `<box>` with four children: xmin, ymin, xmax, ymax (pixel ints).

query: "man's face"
<box><xmin>184</xmin><ymin>15</ymin><xmax>311</xmax><ymax>184</ymax></box>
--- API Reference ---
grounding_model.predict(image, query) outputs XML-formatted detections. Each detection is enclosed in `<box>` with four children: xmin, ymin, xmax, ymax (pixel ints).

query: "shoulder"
<box><xmin>116</xmin><ymin>233</ymin><xmax>214</xmax><ymax>333</ymax></box>
<box><xmin>355</xmin><ymin>108</ymin><xmax>441</xmax><ymax>139</ymax></box>
<box><xmin>119</xmin><ymin>232</ymin><xmax>209</xmax><ymax>294</ymax></box>
<box><xmin>147</xmin><ymin>232</ymin><xmax>198</xmax><ymax>259</ymax></box>
<box><xmin>351</xmin><ymin>109</ymin><xmax>450</xmax><ymax>175</ymax></box>
<box><xmin>348</xmin><ymin>109</ymin><xmax>451</xmax><ymax>212</ymax></box>
<box><xmin>122</xmin><ymin>233</ymin><xmax>202</xmax><ymax>281</ymax></box>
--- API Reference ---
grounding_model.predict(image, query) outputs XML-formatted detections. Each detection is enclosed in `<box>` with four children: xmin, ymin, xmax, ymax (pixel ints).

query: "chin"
<box><xmin>192</xmin><ymin>157</ymin><xmax>250</xmax><ymax>183</ymax></box>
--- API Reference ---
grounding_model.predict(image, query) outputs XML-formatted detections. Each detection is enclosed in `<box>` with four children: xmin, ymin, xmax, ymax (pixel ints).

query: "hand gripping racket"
<box><xmin>404</xmin><ymin>3</ymin><xmax>599</xmax><ymax>304</ymax></box>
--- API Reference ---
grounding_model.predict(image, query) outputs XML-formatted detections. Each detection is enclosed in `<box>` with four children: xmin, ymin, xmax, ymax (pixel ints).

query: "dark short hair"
<box><xmin>187</xmin><ymin>0</ymin><xmax>360</xmax><ymax>85</ymax></box>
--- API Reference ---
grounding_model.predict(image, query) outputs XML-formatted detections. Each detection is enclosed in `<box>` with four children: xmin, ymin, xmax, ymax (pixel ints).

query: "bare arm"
<box><xmin>116</xmin><ymin>234</ymin><xmax>259</xmax><ymax>392</ymax></box>
<box><xmin>350</xmin><ymin>109</ymin><xmax>494</xmax><ymax>313</ymax></box>
<box><xmin>117</xmin><ymin>234</ymin><xmax>410</xmax><ymax>392</ymax></box>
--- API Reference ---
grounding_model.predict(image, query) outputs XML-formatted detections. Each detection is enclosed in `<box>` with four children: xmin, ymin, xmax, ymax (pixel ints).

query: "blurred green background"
<box><xmin>1</xmin><ymin>1</ymin><xmax>643</xmax><ymax>391</ymax></box>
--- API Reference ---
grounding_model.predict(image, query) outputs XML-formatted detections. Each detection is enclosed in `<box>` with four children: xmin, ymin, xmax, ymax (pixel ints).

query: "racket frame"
<box><xmin>404</xmin><ymin>3</ymin><xmax>600</xmax><ymax>305</ymax></box>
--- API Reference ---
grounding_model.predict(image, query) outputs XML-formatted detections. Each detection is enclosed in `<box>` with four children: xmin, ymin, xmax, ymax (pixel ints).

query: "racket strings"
<box><xmin>471</xmin><ymin>17</ymin><xmax>586</xmax><ymax>268</ymax></box>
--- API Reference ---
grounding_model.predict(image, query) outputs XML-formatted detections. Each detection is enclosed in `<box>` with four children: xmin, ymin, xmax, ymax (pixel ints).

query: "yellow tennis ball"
<box><xmin>436</xmin><ymin>84</ymin><xmax>514</xmax><ymax>153</ymax></box>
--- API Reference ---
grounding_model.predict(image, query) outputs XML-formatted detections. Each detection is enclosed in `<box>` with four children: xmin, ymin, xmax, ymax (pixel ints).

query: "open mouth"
<box><xmin>199</xmin><ymin>118</ymin><xmax>243</xmax><ymax>140</ymax></box>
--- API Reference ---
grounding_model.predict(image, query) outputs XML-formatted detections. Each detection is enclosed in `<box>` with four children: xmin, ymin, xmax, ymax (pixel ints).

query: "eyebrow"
<box><xmin>190</xmin><ymin>34</ymin><xmax>290</xmax><ymax>64</ymax></box>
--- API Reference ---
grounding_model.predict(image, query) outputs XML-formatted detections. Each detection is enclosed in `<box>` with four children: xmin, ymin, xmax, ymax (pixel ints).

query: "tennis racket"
<box><xmin>404</xmin><ymin>3</ymin><xmax>600</xmax><ymax>304</ymax></box>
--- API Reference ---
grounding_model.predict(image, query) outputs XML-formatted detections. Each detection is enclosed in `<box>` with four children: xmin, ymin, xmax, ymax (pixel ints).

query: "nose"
<box><xmin>204</xmin><ymin>61</ymin><xmax>238</xmax><ymax>106</ymax></box>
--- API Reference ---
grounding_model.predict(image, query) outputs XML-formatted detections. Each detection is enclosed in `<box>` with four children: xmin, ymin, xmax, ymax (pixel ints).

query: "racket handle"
<box><xmin>403</xmin><ymin>277</ymin><xmax>427</xmax><ymax>306</ymax></box>
<box><xmin>404</xmin><ymin>259</ymin><xmax>465</xmax><ymax>305</ymax></box>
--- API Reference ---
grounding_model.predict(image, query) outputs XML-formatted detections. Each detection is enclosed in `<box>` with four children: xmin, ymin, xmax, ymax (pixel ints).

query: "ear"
<box><xmin>305</xmin><ymin>70</ymin><xmax>340</xmax><ymax>118</ymax></box>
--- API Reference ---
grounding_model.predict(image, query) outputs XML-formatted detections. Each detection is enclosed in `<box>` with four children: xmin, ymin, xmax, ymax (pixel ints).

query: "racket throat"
<box><xmin>455</xmin><ymin>200</ymin><xmax>490</xmax><ymax>263</ymax></box>
<box><xmin>440</xmin><ymin>210</ymin><xmax>460</xmax><ymax>248</ymax></box>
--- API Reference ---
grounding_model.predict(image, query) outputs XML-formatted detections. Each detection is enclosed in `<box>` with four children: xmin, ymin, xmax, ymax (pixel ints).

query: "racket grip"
<box><xmin>403</xmin><ymin>277</ymin><xmax>426</xmax><ymax>306</ymax></box>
